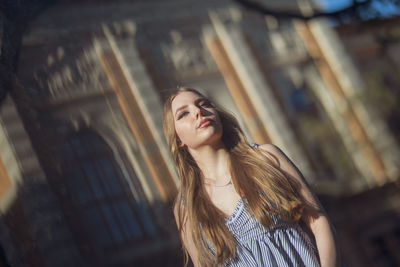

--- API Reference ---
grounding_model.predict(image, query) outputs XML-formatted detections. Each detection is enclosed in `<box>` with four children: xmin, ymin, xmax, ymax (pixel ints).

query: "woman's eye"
<box><xmin>177</xmin><ymin>111</ymin><xmax>188</xmax><ymax>120</ymax></box>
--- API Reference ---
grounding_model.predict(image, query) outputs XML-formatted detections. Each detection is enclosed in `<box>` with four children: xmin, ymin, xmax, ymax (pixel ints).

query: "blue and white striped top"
<box><xmin>222</xmin><ymin>197</ymin><xmax>320</xmax><ymax>267</ymax></box>
<box><xmin>210</xmin><ymin>143</ymin><xmax>320</xmax><ymax>266</ymax></box>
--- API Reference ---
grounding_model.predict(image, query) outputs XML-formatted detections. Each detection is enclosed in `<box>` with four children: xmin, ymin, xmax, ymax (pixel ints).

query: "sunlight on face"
<box><xmin>171</xmin><ymin>91</ymin><xmax>222</xmax><ymax>149</ymax></box>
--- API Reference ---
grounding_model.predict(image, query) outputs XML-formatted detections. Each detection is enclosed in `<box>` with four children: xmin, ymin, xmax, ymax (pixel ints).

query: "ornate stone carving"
<box><xmin>33</xmin><ymin>47</ymin><xmax>109</xmax><ymax>102</ymax></box>
<box><xmin>161</xmin><ymin>32</ymin><xmax>217</xmax><ymax>79</ymax></box>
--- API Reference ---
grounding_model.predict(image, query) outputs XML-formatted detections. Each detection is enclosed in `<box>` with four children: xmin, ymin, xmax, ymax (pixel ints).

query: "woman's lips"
<box><xmin>198</xmin><ymin>118</ymin><xmax>211</xmax><ymax>128</ymax></box>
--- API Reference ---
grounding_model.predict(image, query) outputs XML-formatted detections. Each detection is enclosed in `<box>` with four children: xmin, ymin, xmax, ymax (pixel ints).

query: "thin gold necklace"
<box><xmin>204</xmin><ymin>179</ymin><xmax>232</xmax><ymax>187</ymax></box>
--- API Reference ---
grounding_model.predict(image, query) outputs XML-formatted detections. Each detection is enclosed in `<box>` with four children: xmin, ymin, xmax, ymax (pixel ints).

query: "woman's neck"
<box><xmin>188</xmin><ymin>143</ymin><xmax>231</xmax><ymax>184</ymax></box>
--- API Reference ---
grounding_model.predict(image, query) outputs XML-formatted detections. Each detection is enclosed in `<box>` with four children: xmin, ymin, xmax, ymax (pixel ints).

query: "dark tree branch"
<box><xmin>232</xmin><ymin>0</ymin><xmax>376</xmax><ymax>21</ymax></box>
<box><xmin>0</xmin><ymin>0</ymin><xmax>55</xmax><ymax>22</ymax></box>
<box><xmin>0</xmin><ymin>0</ymin><xmax>55</xmax><ymax>105</ymax></box>
<box><xmin>1</xmin><ymin>18</ymin><xmax>25</xmax><ymax>73</ymax></box>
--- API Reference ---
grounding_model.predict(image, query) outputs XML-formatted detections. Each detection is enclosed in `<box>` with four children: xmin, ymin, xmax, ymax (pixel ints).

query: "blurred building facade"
<box><xmin>0</xmin><ymin>0</ymin><xmax>399</xmax><ymax>266</ymax></box>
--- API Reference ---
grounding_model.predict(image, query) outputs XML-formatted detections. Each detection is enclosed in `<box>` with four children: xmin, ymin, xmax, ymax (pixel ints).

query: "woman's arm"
<box><xmin>259</xmin><ymin>144</ymin><xmax>339</xmax><ymax>267</ymax></box>
<box><xmin>174</xmin><ymin>205</ymin><xmax>202</xmax><ymax>267</ymax></box>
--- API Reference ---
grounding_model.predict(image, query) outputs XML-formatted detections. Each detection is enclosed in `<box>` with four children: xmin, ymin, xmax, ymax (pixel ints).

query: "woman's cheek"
<box><xmin>175</xmin><ymin>124</ymin><xmax>192</xmax><ymax>145</ymax></box>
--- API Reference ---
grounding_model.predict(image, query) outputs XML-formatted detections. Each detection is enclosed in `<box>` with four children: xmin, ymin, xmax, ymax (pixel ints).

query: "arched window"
<box><xmin>60</xmin><ymin>130</ymin><xmax>156</xmax><ymax>248</ymax></box>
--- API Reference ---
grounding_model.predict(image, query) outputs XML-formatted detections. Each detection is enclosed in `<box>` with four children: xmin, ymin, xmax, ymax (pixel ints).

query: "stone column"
<box><xmin>205</xmin><ymin>13</ymin><xmax>314</xmax><ymax>181</ymax></box>
<box><xmin>296</xmin><ymin>19</ymin><xmax>400</xmax><ymax>186</ymax></box>
<box><xmin>95</xmin><ymin>23</ymin><xmax>178</xmax><ymax>203</ymax></box>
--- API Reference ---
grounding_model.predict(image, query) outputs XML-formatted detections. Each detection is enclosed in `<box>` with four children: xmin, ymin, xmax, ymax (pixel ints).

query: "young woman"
<box><xmin>163</xmin><ymin>87</ymin><xmax>339</xmax><ymax>267</ymax></box>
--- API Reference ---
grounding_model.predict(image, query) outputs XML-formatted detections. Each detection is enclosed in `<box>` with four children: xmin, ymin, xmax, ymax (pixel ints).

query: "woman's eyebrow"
<box><xmin>194</xmin><ymin>98</ymin><xmax>206</xmax><ymax>104</ymax></box>
<box><xmin>174</xmin><ymin>105</ymin><xmax>188</xmax><ymax>117</ymax></box>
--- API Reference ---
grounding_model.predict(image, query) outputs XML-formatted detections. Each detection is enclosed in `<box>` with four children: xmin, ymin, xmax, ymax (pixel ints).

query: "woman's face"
<box><xmin>171</xmin><ymin>91</ymin><xmax>222</xmax><ymax>150</ymax></box>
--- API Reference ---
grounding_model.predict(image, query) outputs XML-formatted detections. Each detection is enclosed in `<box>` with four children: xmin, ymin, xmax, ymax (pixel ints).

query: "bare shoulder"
<box><xmin>258</xmin><ymin>144</ymin><xmax>303</xmax><ymax>178</ymax></box>
<box><xmin>258</xmin><ymin>143</ymin><xmax>281</xmax><ymax>155</ymax></box>
<box><xmin>258</xmin><ymin>144</ymin><xmax>287</xmax><ymax>164</ymax></box>
<box><xmin>259</xmin><ymin>144</ymin><xmax>322</xmax><ymax>212</ymax></box>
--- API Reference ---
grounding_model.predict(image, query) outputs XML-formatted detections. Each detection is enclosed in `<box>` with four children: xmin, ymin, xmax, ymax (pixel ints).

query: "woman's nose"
<box><xmin>193</xmin><ymin>106</ymin><xmax>201</xmax><ymax>119</ymax></box>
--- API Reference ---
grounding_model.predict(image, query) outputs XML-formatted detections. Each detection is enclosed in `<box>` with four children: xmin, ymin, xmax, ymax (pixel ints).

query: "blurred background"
<box><xmin>0</xmin><ymin>0</ymin><xmax>400</xmax><ymax>266</ymax></box>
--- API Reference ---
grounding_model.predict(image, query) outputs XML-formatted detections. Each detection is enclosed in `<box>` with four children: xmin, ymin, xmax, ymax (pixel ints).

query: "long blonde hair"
<box><xmin>163</xmin><ymin>88</ymin><xmax>307</xmax><ymax>266</ymax></box>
